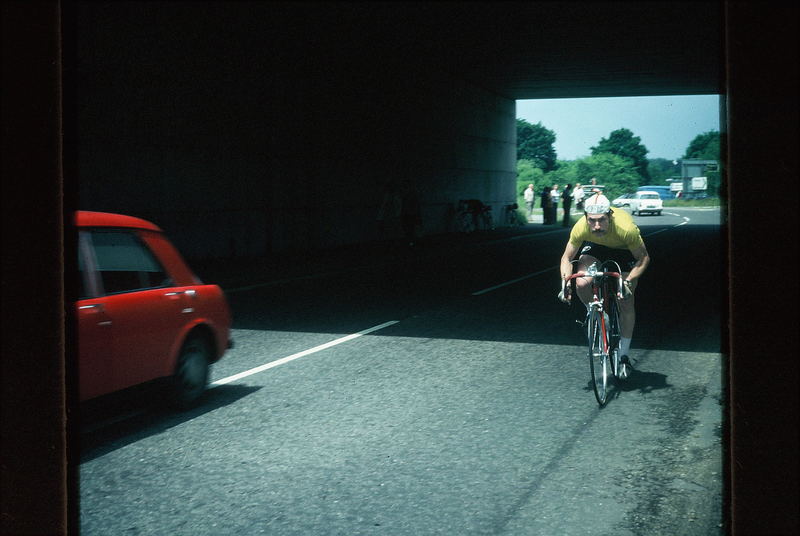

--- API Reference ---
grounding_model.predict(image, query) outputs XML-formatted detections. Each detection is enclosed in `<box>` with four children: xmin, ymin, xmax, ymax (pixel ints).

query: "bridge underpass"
<box><xmin>69</xmin><ymin>1</ymin><xmax>723</xmax><ymax>259</ymax></box>
<box><xmin>2</xmin><ymin>3</ymin><xmax>798</xmax><ymax>535</ymax></box>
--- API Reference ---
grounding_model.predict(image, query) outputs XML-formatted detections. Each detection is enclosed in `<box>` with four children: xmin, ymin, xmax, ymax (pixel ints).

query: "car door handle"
<box><xmin>79</xmin><ymin>303</ymin><xmax>111</xmax><ymax>326</ymax></box>
<box><xmin>164</xmin><ymin>289</ymin><xmax>197</xmax><ymax>298</ymax></box>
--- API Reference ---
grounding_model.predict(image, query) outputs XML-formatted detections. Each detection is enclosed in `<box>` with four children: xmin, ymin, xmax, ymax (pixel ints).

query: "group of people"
<box><xmin>523</xmin><ymin>182</ymin><xmax>587</xmax><ymax>226</ymax></box>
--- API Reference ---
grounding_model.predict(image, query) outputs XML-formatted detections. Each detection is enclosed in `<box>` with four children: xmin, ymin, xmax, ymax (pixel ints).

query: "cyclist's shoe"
<box><xmin>618</xmin><ymin>355</ymin><xmax>634</xmax><ymax>379</ymax></box>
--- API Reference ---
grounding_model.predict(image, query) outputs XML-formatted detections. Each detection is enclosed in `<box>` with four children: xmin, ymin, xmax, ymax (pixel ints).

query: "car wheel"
<box><xmin>172</xmin><ymin>334</ymin><xmax>211</xmax><ymax>408</ymax></box>
<box><xmin>657</xmin><ymin>210</ymin><xmax>662</xmax><ymax>216</ymax></box>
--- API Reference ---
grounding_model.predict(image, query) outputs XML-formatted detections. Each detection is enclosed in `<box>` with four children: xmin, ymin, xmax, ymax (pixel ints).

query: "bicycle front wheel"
<box><xmin>588</xmin><ymin>308</ymin><xmax>611</xmax><ymax>406</ymax></box>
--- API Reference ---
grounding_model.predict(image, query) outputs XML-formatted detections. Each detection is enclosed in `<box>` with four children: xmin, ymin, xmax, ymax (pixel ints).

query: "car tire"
<box><xmin>171</xmin><ymin>334</ymin><xmax>211</xmax><ymax>408</ymax></box>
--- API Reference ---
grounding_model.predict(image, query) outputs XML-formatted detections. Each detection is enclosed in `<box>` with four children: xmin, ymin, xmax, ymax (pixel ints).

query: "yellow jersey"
<box><xmin>568</xmin><ymin>208</ymin><xmax>644</xmax><ymax>251</ymax></box>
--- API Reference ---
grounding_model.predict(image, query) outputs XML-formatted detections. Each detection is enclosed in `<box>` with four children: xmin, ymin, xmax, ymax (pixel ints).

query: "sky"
<box><xmin>516</xmin><ymin>95</ymin><xmax>721</xmax><ymax>161</ymax></box>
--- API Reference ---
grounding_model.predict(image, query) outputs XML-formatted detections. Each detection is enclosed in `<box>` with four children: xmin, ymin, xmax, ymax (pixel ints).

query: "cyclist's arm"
<box><xmin>625</xmin><ymin>243</ymin><xmax>650</xmax><ymax>286</ymax></box>
<box><xmin>560</xmin><ymin>241</ymin><xmax>579</xmax><ymax>282</ymax></box>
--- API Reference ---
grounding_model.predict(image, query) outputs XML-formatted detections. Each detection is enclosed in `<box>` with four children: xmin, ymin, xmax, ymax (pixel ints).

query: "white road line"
<box><xmin>209</xmin><ymin>320</ymin><xmax>399</xmax><ymax>387</ymax></box>
<box><xmin>224</xmin><ymin>267</ymin><xmax>358</xmax><ymax>294</ymax></box>
<box><xmin>471</xmin><ymin>216</ymin><xmax>692</xmax><ymax>296</ymax></box>
<box><xmin>646</xmin><ymin>215</ymin><xmax>690</xmax><ymax>236</ymax></box>
<box><xmin>472</xmin><ymin>267</ymin><xmax>556</xmax><ymax>295</ymax></box>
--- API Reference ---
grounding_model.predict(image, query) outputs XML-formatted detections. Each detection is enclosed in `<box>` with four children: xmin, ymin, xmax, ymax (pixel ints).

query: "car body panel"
<box><xmin>77</xmin><ymin>210</ymin><xmax>163</xmax><ymax>232</ymax></box>
<box><xmin>612</xmin><ymin>193</ymin><xmax>634</xmax><ymax>207</ymax></box>
<box><xmin>76</xmin><ymin>211</ymin><xmax>232</xmax><ymax>402</ymax></box>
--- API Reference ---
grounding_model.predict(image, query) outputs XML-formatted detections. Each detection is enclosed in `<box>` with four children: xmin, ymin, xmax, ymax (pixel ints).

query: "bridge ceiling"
<box><xmin>73</xmin><ymin>1</ymin><xmax>725</xmax><ymax>100</ymax></box>
<box><xmin>327</xmin><ymin>1</ymin><xmax>725</xmax><ymax>100</ymax></box>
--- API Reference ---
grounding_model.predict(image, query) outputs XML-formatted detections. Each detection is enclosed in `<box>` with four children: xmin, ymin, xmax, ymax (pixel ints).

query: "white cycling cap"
<box><xmin>583</xmin><ymin>193</ymin><xmax>611</xmax><ymax>214</ymax></box>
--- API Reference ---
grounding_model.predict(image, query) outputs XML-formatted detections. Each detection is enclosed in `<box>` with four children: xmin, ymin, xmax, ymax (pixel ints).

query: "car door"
<box><xmin>85</xmin><ymin>229</ymin><xmax>193</xmax><ymax>394</ymax></box>
<box><xmin>78</xmin><ymin>231</ymin><xmax>115</xmax><ymax>400</ymax></box>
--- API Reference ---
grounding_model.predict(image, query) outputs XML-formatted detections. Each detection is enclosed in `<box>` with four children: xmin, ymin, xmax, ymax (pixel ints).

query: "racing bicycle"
<box><xmin>562</xmin><ymin>260</ymin><xmax>630</xmax><ymax>406</ymax></box>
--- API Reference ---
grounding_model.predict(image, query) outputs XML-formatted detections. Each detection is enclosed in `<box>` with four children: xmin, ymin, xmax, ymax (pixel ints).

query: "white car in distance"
<box><xmin>611</xmin><ymin>193</ymin><xmax>634</xmax><ymax>207</ymax></box>
<box><xmin>628</xmin><ymin>191</ymin><xmax>663</xmax><ymax>216</ymax></box>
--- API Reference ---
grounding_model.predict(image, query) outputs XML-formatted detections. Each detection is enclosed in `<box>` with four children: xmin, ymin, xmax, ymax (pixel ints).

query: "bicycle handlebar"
<box><xmin>565</xmin><ymin>271</ymin><xmax>621</xmax><ymax>281</ymax></box>
<box><xmin>560</xmin><ymin>269</ymin><xmax>624</xmax><ymax>302</ymax></box>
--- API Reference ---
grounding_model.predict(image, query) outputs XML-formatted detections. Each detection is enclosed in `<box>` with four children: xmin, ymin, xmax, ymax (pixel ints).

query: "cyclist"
<box><xmin>558</xmin><ymin>193</ymin><xmax>651</xmax><ymax>369</ymax></box>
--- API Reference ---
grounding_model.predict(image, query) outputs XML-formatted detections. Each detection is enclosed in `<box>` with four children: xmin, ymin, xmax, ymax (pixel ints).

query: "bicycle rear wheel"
<box><xmin>607</xmin><ymin>296</ymin><xmax>626</xmax><ymax>380</ymax></box>
<box><xmin>588</xmin><ymin>308</ymin><xmax>611</xmax><ymax>406</ymax></box>
<box><xmin>609</xmin><ymin>298</ymin><xmax>631</xmax><ymax>380</ymax></box>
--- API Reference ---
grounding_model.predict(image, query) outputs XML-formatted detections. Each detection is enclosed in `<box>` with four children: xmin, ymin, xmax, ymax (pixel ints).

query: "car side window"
<box><xmin>89</xmin><ymin>230</ymin><xmax>171</xmax><ymax>295</ymax></box>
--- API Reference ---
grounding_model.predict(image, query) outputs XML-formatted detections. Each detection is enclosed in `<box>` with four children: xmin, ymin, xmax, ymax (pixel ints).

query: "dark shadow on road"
<box><xmin>581</xmin><ymin>370</ymin><xmax>673</xmax><ymax>403</ymax></box>
<box><xmin>615</xmin><ymin>369</ymin><xmax>673</xmax><ymax>395</ymax></box>
<box><xmin>200</xmin><ymin>222</ymin><xmax>725</xmax><ymax>354</ymax></box>
<box><xmin>80</xmin><ymin>384</ymin><xmax>261</xmax><ymax>463</ymax></box>
<box><xmin>613</xmin><ymin>369</ymin><xmax>674</xmax><ymax>400</ymax></box>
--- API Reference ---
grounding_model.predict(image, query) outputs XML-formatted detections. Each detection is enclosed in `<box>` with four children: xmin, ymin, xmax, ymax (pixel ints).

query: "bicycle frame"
<box><xmin>565</xmin><ymin>261</ymin><xmax>624</xmax><ymax>405</ymax></box>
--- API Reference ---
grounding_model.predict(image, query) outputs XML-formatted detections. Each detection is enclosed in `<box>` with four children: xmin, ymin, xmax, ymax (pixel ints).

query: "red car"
<box><xmin>77</xmin><ymin>211</ymin><xmax>232</xmax><ymax>406</ymax></box>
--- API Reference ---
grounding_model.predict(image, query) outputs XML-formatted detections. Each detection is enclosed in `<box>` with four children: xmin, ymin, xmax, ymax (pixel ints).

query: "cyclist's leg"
<box><xmin>573</xmin><ymin>253</ymin><xmax>598</xmax><ymax>307</ymax></box>
<box><xmin>618</xmin><ymin>271</ymin><xmax>637</xmax><ymax>339</ymax></box>
<box><xmin>614</xmin><ymin>268</ymin><xmax>636</xmax><ymax>377</ymax></box>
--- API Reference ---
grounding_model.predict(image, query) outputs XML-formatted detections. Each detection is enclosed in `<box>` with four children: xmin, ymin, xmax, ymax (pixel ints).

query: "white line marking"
<box><xmin>472</xmin><ymin>267</ymin><xmax>556</xmax><ymax>295</ymax></box>
<box><xmin>224</xmin><ymin>268</ymin><xmax>358</xmax><ymax>293</ymax></box>
<box><xmin>209</xmin><ymin>320</ymin><xmax>399</xmax><ymax>387</ymax></box>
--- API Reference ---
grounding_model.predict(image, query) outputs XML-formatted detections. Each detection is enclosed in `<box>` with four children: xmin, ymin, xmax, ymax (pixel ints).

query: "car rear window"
<box><xmin>641</xmin><ymin>194</ymin><xmax>660</xmax><ymax>199</ymax></box>
<box><xmin>90</xmin><ymin>230</ymin><xmax>171</xmax><ymax>294</ymax></box>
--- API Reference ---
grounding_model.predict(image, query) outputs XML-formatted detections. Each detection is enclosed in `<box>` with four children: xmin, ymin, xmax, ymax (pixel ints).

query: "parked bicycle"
<box><xmin>562</xmin><ymin>259</ymin><xmax>629</xmax><ymax>406</ymax></box>
<box><xmin>456</xmin><ymin>199</ymin><xmax>494</xmax><ymax>233</ymax></box>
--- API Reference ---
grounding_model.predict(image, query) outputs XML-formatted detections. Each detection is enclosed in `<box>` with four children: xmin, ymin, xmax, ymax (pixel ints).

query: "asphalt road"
<box><xmin>79</xmin><ymin>207</ymin><xmax>726</xmax><ymax>535</ymax></box>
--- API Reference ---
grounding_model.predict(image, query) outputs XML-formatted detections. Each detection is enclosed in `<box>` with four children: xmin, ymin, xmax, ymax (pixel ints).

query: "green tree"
<box><xmin>682</xmin><ymin>130</ymin><xmax>721</xmax><ymax>196</ymax></box>
<box><xmin>647</xmin><ymin>158</ymin><xmax>680</xmax><ymax>184</ymax></box>
<box><xmin>572</xmin><ymin>153</ymin><xmax>641</xmax><ymax>201</ymax></box>
<box><xmin>516</xmin><ymin>159</ymin><xmax>544</xmax><ymax>196</ymax></box>
<box><xmin>591</xmin><ymin>128</ymin><xmax>650</xmax><ymax>181</ymax></box>
<box><xmin>543</xmin><ymin>160</ymin><xmax>578</xmax><ymax>188</ymax></box>
<box><xmin>682</xmin><ymin>130</ymin><xmax>720</xmax><ymax>160</ymax></box>
<box><xmin>516</xmin><ymin>118</ymin><xmax>557</xmax><ymax>172</ymax></box>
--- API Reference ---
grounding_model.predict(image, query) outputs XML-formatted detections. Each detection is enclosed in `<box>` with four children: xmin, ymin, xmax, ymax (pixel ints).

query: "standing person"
<box><xmin>540</xmin><ymin>186</ymin><xmax>551</xmax><ymax>224</ymax></box>
<box><xmin>557</xmin><ymin>193</ymin><xmax>651</xmax><ymax>371</ymax></box>
<box><xmin>561</xmin><ymin>183</ymin><xmax>573</xmax><ymax>227</ymax></box>
<box><xmin>573</xmin><ymin>183</ymin><xmax>585</xmax><ymax>212</ymax></box>
<box><xmin>523</xmin><ymin>183</ymin><xmax>536</xmax><ymax>221</ymax></box>
<box><xmin>399</xmin><ymin>180</ymin><xmax>422</xmax><ymax>246</ymax></box>
<box><xmin>376</xmin><ymin>180</ymin><xmax>401</xmax><ymax>238</ymax></box>
<box><xmin>550</xmin><ymin>184</ymin><xmax>560</xmax><ymax>226</ymax></box>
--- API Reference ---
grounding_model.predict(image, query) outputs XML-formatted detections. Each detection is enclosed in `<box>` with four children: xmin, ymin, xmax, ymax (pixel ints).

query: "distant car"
<box><xmin>77</xmin><ymin>211</ymin><xmax>232</xmax><ymax>407</ymax></box>
<box><xmin>628</xmin><ymin>191</ymin><xmax>663</xmax><ymax>216</ymax></box>
<box><xmin>612</xmin><ymin>193</ymin><xmax>635</xmax><ymax>207</ymax></box>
